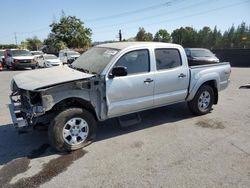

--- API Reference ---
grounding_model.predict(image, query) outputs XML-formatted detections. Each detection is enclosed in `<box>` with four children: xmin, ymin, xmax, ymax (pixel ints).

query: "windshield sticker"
<box><xmin>103</xmin><ymin>50</ymin><xmax>118</xmax><ymax>57</ymax></box>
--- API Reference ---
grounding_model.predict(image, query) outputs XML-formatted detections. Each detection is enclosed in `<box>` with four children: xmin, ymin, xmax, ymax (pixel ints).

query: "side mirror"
<box><xmin>110</xmin><ymin>66</ymin><xmax>127</xmax><ymax>78</ymax></box>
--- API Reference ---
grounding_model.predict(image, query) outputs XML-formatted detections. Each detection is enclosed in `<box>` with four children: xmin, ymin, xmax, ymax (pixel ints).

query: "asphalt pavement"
<box><xmin>0</xmin><ymin>68</ymin><xmax>250</xmax><ymax>188</ymax></box>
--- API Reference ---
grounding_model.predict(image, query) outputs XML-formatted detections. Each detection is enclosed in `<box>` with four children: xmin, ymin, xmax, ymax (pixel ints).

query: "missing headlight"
<box><xmin>29</xmin><ymin>91</ymin><xmax>42</xmax><ymax>105</ymax></box>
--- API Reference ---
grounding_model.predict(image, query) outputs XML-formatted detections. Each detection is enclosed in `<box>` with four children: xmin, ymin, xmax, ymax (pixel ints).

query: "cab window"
<box><xmin>115</xmin><ymin>49</ymin><xmax>150</xmax><ymax>75</ymax></box>
<box><xmin>155</xmin><ymin>49</ymin><xmax>182</xmax><ymax>70</ymax></box>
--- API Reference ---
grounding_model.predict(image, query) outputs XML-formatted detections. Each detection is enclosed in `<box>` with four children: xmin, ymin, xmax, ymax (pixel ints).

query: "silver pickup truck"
<box><xmin>9</xmin><ymin>42</ymin><xmax>231</xmax><ymax>151</ymax></box>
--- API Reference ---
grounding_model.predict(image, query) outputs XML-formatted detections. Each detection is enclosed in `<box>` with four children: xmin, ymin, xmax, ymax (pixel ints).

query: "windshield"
<box><xmin>191</xmin><ymin>49</ymin><xmax>215</xmax><ymax>57</ymax></box>
<box><xmin>67</xmin><ymin>51</ymin><xmax>80</xmax><ymax>56</ymax></box>
<box><xmin>32</xmin><ymin>51</ymin><xmax>43</xmax><ymax>55</ymax></box>
<box><xmin>44</xmin><ymin>55</ymin><xmax>57</xmax><ymax>60</ymax></box>
<box><xmin>12</xmin><ymin>50</ymin><xmax>32</xmax><ymax>56</ymax></box>
<box><xmin>72</xmin><ymin>47</ymin><xmax>119</xmax><ymax>74</ymax></box>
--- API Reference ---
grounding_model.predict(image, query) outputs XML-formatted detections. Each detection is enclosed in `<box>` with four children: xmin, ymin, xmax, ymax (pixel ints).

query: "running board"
<box><xmin>118</xmin><ymin>113</ymin><xmax>142</xmax><ymax>127</ymax></box>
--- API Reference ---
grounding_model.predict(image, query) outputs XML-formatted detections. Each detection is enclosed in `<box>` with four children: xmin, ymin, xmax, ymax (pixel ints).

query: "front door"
<box><xmin>106</xmin><ymin>49</ymin><xmax>154</xmax><ymax>117</ymax></box>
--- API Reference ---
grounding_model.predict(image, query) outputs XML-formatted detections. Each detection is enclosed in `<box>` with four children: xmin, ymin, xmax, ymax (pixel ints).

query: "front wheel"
<box><xmin>48</xmin><ymin>108</ymin><xmax>96</xmax><ymax>152</ymax></box>
<box><xmin>188</xmin><ymin>85</ymin><xmax>214</xmax><ymax>115</ymax></box>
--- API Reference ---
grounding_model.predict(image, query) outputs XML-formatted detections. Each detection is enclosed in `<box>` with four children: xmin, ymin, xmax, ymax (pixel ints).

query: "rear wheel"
<box><xmin>48</xmin><ymin>108</ymin><xmax>96</xmax><ymax>152</ymax></box>
<box><xmin>188</xmin><ymin>85</ymin><xmax>214</xmax><ymax>115</ymax></box>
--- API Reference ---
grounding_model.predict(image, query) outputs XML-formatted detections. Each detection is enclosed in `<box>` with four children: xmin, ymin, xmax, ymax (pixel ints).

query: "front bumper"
<box><xmin>9</xmin><ymin>91</ymin><xmax>45</xmax><ymax>129</ymax></box>
<box><xmin>9</xmin><ymin>95</ymin><xmax>29</xmax><ymax>128</ymax></box>
<box><xmin>13</xmin><ymin>63</ymin><xmax>36</xmax><ymax>69</ymax></box>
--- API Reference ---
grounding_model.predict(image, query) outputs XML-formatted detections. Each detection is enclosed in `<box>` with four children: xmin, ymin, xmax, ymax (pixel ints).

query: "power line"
<box><xmin>93</xmin><ymin>0</ymin><xmax>250</xmax><ymax>35</ymax></box>
<box><xmin>85</xmin><ymin>0</ymin><xmax>186</xmax><ymax>22</ymax></box>
<box><xmin>0</xmin><ymin>27</ymin><xmax>50</xmax><ymax>41</ymax></box>
<box><xmin>0</xmin><ymin>1</ymin><xmax>185</xmax><ymax>40</ymax></box>
<box><xmin>91</xmin><ymin>0</ymin><xmax>216</xmax><ymax>30</ymax></box>
<box><xmin>18</xmin><ymin>27</ymin><xmax>50</xmax><ymax>35</ymax></box>
<box><xmin>0</xmin><ymin>0</ymin><xmax>249</xmax><ymax>42</ymax></box>
<box><xmin>140</xmin><ymin>0</ymin><xmax>250</xmax><ymax>28</ymax></box>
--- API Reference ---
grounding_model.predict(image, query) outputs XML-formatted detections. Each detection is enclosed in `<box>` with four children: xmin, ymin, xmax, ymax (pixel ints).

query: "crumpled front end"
<box><xmin>9</xmin><ymin>80</ymin><xmax>44</xmax><ymax>129</ymax></box>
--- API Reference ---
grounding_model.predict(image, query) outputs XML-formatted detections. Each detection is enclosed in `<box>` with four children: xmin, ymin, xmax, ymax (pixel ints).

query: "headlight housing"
<box><xmin>31</xmin><ymin>59</ymin><xmax>36</xmax><ymax>64</ymax></box>
<box><xmin>10</xmin><ymin>79</ymin><xmax>18</xmax><ymax>92</ymax></box>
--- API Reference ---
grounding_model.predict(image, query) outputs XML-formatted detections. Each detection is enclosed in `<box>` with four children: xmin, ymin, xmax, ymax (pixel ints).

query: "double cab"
<box><xmin>9</xmin><ymin>42</ymin><xmax>231</xmax><ymax>151</ymax></box>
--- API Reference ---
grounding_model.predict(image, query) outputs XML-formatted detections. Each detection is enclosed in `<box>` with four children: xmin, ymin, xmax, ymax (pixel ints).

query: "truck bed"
<box><xmin>187</xmin><ymin>62</ymin><xmax>231</xmax><ymax>101</ymax></box>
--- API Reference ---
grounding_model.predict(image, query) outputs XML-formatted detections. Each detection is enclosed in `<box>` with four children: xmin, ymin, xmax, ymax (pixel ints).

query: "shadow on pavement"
<box><xmin>0</xmin><ymin>124</ymin><xmax>50</xmax><ymax>165</ymax></box>
<box><xmin>0</xmin><ymin>102</ymin><xmax>193</xmax><ymax>165</ymax></box>
<box><xmin>96</xmin><ymin>103</ymin><xmax>193</xmax><ymax>142</ymax></box>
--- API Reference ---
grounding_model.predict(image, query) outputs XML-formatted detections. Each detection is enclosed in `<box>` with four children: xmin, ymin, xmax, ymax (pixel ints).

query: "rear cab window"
<box><xmin>155</xmin><ymin>48</ymin><xmax>182</xmax><ymax>70</ymax></box>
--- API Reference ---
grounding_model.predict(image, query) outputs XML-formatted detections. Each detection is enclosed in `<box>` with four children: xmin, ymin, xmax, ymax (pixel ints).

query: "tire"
<box><xmin>188</xmin><ymin>85</ymin><xmax>214</xmax><ymax>115</ymax></box>
<box><xmin>48</xmin><ymin>108</ymin><xmax>96</xmax><ymax>152</ymax></box>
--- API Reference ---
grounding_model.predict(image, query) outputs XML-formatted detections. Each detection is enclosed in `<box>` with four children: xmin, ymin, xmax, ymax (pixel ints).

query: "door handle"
<box><xmin>178</xmin><ymin>73</ymin><xmax>186</xmax><ymax>78</ymax></box>
<box><xmin>144</xmin><ymin>78</ymin><xmax>154</xmax><ymax>83</ymax></box>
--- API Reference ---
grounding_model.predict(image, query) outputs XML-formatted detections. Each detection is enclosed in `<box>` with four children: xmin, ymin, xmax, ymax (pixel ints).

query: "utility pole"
<box><xmin>14</xmin><ymin>32</ymin><xmax>17</xmax><ymax>45</ymax></box>
<box><xmin>119</xmin><ymin>30</ymin><xmax>122</xmax><ymax>41</ymax></box>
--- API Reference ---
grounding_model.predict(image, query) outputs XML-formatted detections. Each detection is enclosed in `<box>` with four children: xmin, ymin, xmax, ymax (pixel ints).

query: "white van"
<box><xmin>59</xmin><ymin>50</ymin><xmax>80</xmax><ymax>64</ymax></box>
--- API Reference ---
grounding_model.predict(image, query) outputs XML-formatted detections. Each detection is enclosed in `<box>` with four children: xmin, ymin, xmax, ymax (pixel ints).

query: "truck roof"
<box><xmin>185</xmin><ymin>48</ymin><xmax>210</xmax><ymax>50</ymax></box>
<box><xmin>96</xmin><ymin>42</ymin><xmax>181</xmax><ymax>50</ymax></box>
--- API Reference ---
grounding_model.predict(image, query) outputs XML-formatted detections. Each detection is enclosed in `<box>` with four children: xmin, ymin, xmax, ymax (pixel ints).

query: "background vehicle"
<box><xmin>9</xmin><ymin>42</ymin><xmax>231</xmax><ymax>151</ymax></box>
<box><xmin>0</xmin><ymin>50</ymin><xmax>5</xmax><ymax>67</ymax></box>
<box><xmin>185</xmin><ymin>48</ymin><xmax>219</xmax><ymax>66</ymax></box>
<box><xmin>59</xmin><ymin>49</ymin><xmax>80</xmax><ymax>64</ymax></box>
<box><xmin>30</xmin><ymin>51</ymin><xmax>44</xmax><ymax>57</ymax></box>
<box><xmin>37</xmin><ymin>54</ymin><xmax>62</xmax><ymax>68</ymax></box>
<box><xmin>5</xmin><ymin>49</ymin><xmax>36</xmax><ymax>70</ymax></box>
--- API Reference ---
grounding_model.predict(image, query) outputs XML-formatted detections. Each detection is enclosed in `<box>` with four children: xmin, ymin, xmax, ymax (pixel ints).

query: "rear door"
<box><xmin>154</xmin><ymin>48</ymin><xmax>189</xmax><ymax>106</ymax></box>
<box><xmin>106</xmin><ymin>49</ymin><xmax>154</xmax><ymax>117</ymax></box>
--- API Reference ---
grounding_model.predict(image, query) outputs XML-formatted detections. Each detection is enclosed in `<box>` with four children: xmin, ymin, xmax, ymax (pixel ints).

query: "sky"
<box><xmin>0</xmin><ymin>0</ymin><xmax>249</xmax><ymax>44</ymax></box>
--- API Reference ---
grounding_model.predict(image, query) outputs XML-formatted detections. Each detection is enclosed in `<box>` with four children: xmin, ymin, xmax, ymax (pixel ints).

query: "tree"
<box><xmin>48</xmin><ymin>12</ymin><xmax>92</xmax><ymax>48</ymax></box>
<box><xmin>233</xmin><ymin>22</ymin><xmax>249</xmax><ymax>48</ymax></box>
<box><xmin>154</xmin><ymin>29</ymin><xmax>171</xmax><ymax>42</ymax></box>
<box><xmin>43</xmin><ymin>33</ymin><xmax>67</xmax><ymax>53</ymax></box>
<box><xmin>220</xmin><ymin>25</ymin><xmax>236</xmax><ymax>48</ymax></box>
<box><xmin>22</xmin><ymin>36</ymin><xmax>42</xmax><ymax>51</ymax></box>
<box><xmin>197</xmin><ymin>26</ymin><xmax>213</xmax><ymax>48</ymax></box>
<box><xmin>211</xmin><ymin>26</ymin><xmax>222</xmax><ymax>49</ymax></box>
<box><xmin>171</xmin><ymin>27</ymin><xmax>197</xmax><ymax>47</ymax></box>
<box><xmin>136</xmin><ymin>27</ymin><xmax>153</xmax><ymax>41</ymax></box>
<box><xmin>0</xmin><ymin>44</ymin><xmax>18</xmax><ymax>49</ymax></box>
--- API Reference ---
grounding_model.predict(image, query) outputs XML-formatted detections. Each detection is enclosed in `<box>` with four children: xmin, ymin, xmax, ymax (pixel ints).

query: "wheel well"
<box><xmin>52</xmin><ymin>98</ymin><xmax>97</xmax><ymax>120</ymax></box>
<box><xmin>202</xmin><ymin>80</ymin><xmax>218</xmax><ymax>104</ymax></box>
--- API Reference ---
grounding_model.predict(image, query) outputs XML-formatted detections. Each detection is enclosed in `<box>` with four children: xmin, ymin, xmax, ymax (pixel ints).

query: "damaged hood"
<box><xmin>13</xmin><ymin>66</ymin><xmax>94</xmax><ymax>91</ymax></box>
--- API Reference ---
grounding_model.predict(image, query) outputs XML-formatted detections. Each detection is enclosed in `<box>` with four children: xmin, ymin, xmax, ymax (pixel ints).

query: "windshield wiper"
<box><xmin>69</xmin><ymin>65</ymin><xmax>90</xmax><ymax>73</ymax></box>
<box><xmin>76</xmin><ymin>67</ymin><xmax>90</xmax><ymax>73</ymax></box>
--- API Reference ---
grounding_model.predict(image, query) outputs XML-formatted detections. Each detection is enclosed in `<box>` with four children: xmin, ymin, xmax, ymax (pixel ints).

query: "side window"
<box><xmin>155</xmin><ymin>49</ymin><xmax>182</xmax><ymax>70</ymax></box>
<box><xmin>115</xmin><ymin>49</ymin><xmax>150</xmax><ymax>75</ymax></box>
<box><xmin>185</xmin><ymin>49</ymin><xmax>191</xmax><ymax>57</ymax></box>
<box><xmin>7</xmin><ymin>50</ymin><xmax>12</xmax><ymax>57</ymax></box>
